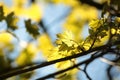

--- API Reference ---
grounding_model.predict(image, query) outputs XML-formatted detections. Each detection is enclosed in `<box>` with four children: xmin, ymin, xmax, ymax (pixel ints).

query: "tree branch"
<box><xmin>106</xmin><ymin>57</ymin><xmax>120</xmax><ymax>80</ymax></box>
<box><xmin>0</xmin><ymin>41</ymin><xmax>120</xmax><ymax>79</ymax></box>
<box><xmin>83</xmin><ymin>65</ymin><xmax>92</xmax><ymax>80</ymax></box>
<box><xmin>78</xmin><ymin>0</ymin><xmax>104</xmax><ymax>9</ymax></box>
<box><xmin>36</xmin><ymin>51</ymin><xmax>108</xmax><ymax>80</ymax></box>
<box><xmin>107</xmin><ymin>65</ymin><xmax>112</xmax><ymax>80</ymax></box>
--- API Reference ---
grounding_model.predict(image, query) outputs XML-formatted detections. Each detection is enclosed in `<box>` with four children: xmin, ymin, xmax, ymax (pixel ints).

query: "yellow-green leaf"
<box><xmin>5</xmin><ymin>12</ymin><xmax>18</xmax><ymax>30</ymax></box>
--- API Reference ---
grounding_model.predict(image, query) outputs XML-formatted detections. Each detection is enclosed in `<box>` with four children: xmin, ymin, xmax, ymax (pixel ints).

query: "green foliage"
<box><xmin>0</xmin><ymin>6</ymin><xmax>18</xmax><ymax>30</ymax></box>
<box><xmin>55</xmin><ymin>31</ymin><xmax>80</xmax><ymax>57</ymax></box>
<box><xmin>5</xmin><ymin>12</ymin><xmax>18</xmax><ymax>30</ymax></box>
<box><xmin>0</xmin><ymin>0</ymin><xmax>120</xmax><ymax>80</ymax></box>
<box><xmin>25</xmin><ymin>19</ymin><xmax>40</xmax><ymax>38</ymax></box>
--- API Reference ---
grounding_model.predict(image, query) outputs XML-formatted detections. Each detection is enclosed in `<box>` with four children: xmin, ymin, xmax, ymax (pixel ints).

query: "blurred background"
<box><xmin>0</xmin><ymin>0</ymin><xmax>120</xmax><ymax>80</ymax></box>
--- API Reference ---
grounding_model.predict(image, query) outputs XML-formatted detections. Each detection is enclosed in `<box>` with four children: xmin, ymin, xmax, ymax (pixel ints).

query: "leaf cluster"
<box><xmin>0</xmin><ymin>0</ymin><xmax>120</xmax><ymax>80</ymax></box>
<box><xmin>0</xmin><ymin>6</ymin><xmax>18</xmax><ymax>30</ymax></box>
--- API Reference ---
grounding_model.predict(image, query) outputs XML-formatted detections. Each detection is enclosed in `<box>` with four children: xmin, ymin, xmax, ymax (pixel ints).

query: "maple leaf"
<box><xmin>89</xmin><ymin>19</ymin><xmax>103</xmax><ymax>30</ymax></box>
<box><xmin>25</xmin><ymin>19</ymin><xmax>40</xmax><ymax>38</ymax></box>
<box><xmin>5</xmin><ymin>12</ymin><xmax>18</xmax><ymax>30</ymax></box>
<box><xmin>56</xmin><ymin>31</ymin><xmax>75</xmax><ymax>47</ymax></box>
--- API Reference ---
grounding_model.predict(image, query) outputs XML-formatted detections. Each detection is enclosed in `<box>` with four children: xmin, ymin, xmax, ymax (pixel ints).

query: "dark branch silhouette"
<box><xmin>36</xmin><ymin>50</ymin><xmax>110</xmax><ymax>80</ymax></box>
<box><xmin>78</xmin><ymin>0</ymin><xmax>104</xmax><ymax>9</ymax></box>
<box><xmin>0</xmin><ymin>41</ymin><xmax>120</xmax><ymax>79</ymax></box>
<box><xmin>107</xmin><ymin>65</ymin><xmax>112</xmax><ymax>80</ymax></box>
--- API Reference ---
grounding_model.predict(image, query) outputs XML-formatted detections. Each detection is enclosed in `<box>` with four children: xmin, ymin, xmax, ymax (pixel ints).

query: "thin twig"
<box><xmin>83</xmin><ymin>64</ymin><xmax>92</xmax><ymax>80</ymax></box>
<box><xmin>106</xmin><ymin>57</ymin><xmax>120</xmax><ymax>80</ymax></box>
<box><xmin>78</xmin><ymin>0</ymin><xmax>104</xmax><ymax>9</ymax></box>
<box><xmin>107</xmin><ymin>65</ymin><xmax>112</xmax><ymax>80</ymax></box>
<box><xmin>83</xmin><ymin>51</ymin><xmax>100</xmax><ymax>80</ymax></box>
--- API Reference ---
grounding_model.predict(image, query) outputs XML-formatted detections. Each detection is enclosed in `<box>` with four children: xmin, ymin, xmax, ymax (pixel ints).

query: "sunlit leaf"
<box><xmin>56</xmin><ymin>31</ymin><xmax>75</xmax><ymax>47</ymax></box>
<box><xmin>16</xmin><ymin>43</ymin><xmax>38</xmax><ymax>66</ymax></box>
<box><xmin>13</xmin><ymin>2</ymin><xmax>42</xmax><ymax>22</ymax></box>
<box><xmin>0</xmin><ymin>37</ymin><xmax>14</xmax><ymax>53</ymax></box>
<box><xmin>89</xmin><ymin>19</ymin><xmax>103</xmax><ymax>29</ymax></box>
<box><xmin>115</xmin><ymin>17</ymin><xmax>120</xmax><ymax>23</ymax></box>
<box><xmin>64</xmin><ymin>5</ymin><xmax>98</xmax><ymax>41</ymax></box>
<box><xmin>38</xmin><ymin>34</ymin><xmax>53</xmax><ymax>58</ymax></box>
<box><xmin>0</xmin><ymin>32</ymin><xmax>13</xmax><ymax>43</ymax></box>
<box><xmin>0</xmin><ymin>32</ymin><xmax>14</xmax><ymax>73</ymax></box>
